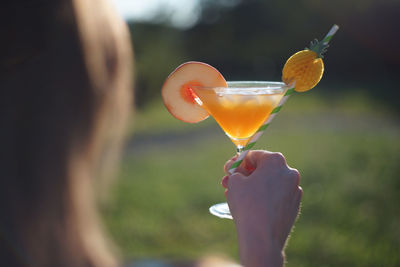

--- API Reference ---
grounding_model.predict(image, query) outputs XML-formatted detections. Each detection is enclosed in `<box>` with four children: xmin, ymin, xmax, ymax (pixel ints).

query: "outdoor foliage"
<box><xmin>102</xmin><ymin>91</ymin><xmax>400</xmax><ymax>266</ymax></box>
<box><xmin>129</xmin><ymin>0</ymin><xmax>400</xmax><ymax>110</ymax></box>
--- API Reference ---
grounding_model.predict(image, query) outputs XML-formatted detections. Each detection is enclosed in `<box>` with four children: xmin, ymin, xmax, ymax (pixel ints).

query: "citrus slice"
<box><xmin>162</xmin><ymin>61</ymin><xmax>227</xmax><ymax>123</ymax></box>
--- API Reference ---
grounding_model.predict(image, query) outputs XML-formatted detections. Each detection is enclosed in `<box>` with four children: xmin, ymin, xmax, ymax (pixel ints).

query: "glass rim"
<box><xmin>191</xmin><ymin>81</ymin><xmax>289</xmax><ymax>93</ymax></box>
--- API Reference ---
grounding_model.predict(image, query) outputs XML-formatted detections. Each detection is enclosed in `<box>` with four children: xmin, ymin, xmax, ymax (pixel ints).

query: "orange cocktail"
<box><xmin>192</xmin><ymin>82</ymin><xmax>286</xmax><ymax>151</ymax></box>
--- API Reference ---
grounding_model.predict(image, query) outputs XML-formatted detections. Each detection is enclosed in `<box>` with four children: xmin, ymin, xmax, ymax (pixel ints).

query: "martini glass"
<box><xmin>192</xmin><ymin>81</ymin><xmax>289</xmax><ymax>219</ymax></box>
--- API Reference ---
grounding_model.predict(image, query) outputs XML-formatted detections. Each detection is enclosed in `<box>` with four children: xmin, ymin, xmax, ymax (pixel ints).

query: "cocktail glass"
<box><xmin>192</xmin><ymin>81</ymin><xmax>289</xmax><ymax>219</ymax></box>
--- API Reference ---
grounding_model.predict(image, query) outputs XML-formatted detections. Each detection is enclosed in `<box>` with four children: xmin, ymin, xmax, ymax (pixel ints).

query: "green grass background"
<box><xmin>101</xmin><ymin>88</ymin><xmax>400</xmax><ymax>266</ymax></box>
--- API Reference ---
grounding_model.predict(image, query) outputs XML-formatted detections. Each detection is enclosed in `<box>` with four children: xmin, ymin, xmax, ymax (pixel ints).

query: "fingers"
<box><xmin>223</xmin><ymin>150</ymin><xmax>292</xmax><ymax>182</ymax></box>
<box><xmin>246</xmin><ymin>150</ymin><xmax>286</xmax><ymax>168</ymax></box>
<box><xmin>239</xmin><ymin>150</ymin><xmax>288</xmax><ymax>178</ymax></box>
<box><xmin>221</xmin><ymin>175</ymin><xmax>229</xmax><ymax>188</ymax></box>
<box><xmin>289</xmin><ymin>167</ymin><xmax>301</xmax><ymax>190</ymax></box>
<box><xmin>222</xmin><ymin>150</ymin><xmax>301</xmax><ymax>192</ymax></box>
<box><xmin>224</xmin><ymin>154</ymin><xmax>238</xmax><ymax>174</ymax></box>
<box><xmin>224</xmin><ymin>150</ymin><xmax>273</xmax><ymax>176</ymax></box>
<box><xmin>256</xmin><ymin>152</ymin><xmax>287</xmax><ymax>172</ymax></box>
<box><xmin>224</xmin><ymin>156</ymin><xmax>253</xmax><ymax>176</ymax></box>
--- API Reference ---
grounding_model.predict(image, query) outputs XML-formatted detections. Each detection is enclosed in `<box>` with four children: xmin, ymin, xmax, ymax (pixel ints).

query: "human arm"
<box><xmin>222</xmin><ymin>150</ymin><xmax>303</xmax><ymax>267</ymax></box>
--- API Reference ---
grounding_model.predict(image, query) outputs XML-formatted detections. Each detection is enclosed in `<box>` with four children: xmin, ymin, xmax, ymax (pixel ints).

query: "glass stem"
<box><xmin>236</xmin><ymin>145</ymin><xmax>244</xmax><ymax>154</ymax></box>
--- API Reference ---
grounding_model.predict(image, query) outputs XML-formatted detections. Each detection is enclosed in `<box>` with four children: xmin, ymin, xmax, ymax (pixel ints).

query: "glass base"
<box><xmin>209</xmin><ymin>202</ymin><xmax>232</xmax><ymax>219</ymax></box>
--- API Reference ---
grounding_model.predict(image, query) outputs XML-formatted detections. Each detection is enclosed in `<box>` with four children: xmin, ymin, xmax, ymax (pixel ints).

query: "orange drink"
<box><xmin>192</xmin><ymin>81</ymin><xmax>286</xmax><ymax>150</ymax></box>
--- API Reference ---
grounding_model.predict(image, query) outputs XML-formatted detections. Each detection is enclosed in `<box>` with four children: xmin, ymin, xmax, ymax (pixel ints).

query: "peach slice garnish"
<box><xmin>161</xmin><ymin>61</ymin><xmax>227</xmax><ymax>123</ymax></box>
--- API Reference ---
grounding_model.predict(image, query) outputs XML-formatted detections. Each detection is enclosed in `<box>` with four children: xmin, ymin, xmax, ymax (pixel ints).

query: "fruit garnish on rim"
<box><xmin>161</xmin><ymin>61</ymin><xmax>227</xmax><ymax>123</ymax></box>
<box><xmin>282</xmin><ymin>24</ymin><xmax>339</xmax><ymax>92</ymax></box>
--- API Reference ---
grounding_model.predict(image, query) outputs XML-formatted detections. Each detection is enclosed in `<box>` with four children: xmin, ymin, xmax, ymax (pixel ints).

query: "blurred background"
<box><xmin>102</xmin><ymin>0</ymin><xmax>400</xmax><ymax>266</ymax></box>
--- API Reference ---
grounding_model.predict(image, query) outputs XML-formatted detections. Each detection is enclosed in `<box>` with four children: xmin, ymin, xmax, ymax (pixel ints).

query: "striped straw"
<box><xmin>228</xmin><ymin>25</ymin><xmax>339</xmax><ymax>174</ymax></box>
<box><xmin>322</xmin><ymin>24</ymin><xmax>339</xmax><ymax>45</ymax></box>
